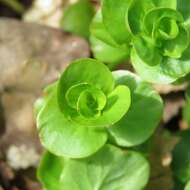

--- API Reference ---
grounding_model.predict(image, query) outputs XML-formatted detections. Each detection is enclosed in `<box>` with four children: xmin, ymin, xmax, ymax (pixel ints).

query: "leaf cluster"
<box><xmin>90</xmin><ymin>0</ymin><xmax>190</xmax><ymax>83</ymax></box>
<box><xmin>36</xmin><ymin>58</ymin><xmax>163</xmax><ymax>190</ymax></box>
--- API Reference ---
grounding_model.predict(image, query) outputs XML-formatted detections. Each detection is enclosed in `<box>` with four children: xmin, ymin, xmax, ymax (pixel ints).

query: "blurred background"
<box><xmin>0</xmin><ymin>1</ymin><xmax>189</xmax><ymax>190</ymax></box>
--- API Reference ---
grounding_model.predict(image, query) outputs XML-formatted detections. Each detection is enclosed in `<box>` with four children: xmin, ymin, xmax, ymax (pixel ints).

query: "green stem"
<box><xmin>0</xmin><ymin>0</ymin><xmax>25</xmax><ymax>14</ymax></box>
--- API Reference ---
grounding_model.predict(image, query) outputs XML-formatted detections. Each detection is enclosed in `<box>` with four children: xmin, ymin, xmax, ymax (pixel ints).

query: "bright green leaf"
<box><xmin>109</xmin><ymin>71</ymin><xmax>163</xmax><ymax>146</ymax></box>
<box><xmin>38</xmin><ymin>145</ymin><xmax>150</xmax><ymax>190</ymax></box>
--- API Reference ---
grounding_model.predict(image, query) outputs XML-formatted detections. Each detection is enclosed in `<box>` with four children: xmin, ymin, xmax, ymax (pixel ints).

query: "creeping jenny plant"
<box><xmin>90</xmin><ymin>0</ymin><xmax>190</xmax><ymax>83</ymax></box>
<box><xmin>36</xmin><ymin>58</ymin><xmax>163</xmax><ymax>189</ymax></box>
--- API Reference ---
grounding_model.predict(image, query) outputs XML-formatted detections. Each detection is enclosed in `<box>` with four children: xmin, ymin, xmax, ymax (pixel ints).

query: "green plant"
<box><xmin>36</xmin><ymin>58</ymin><xmax>163</xmax><ymax>189</ymax></box>
<box><xmin>90</xmin><ymin>0</ymin><xmax>190</xmax><ymax>83</ymax></box>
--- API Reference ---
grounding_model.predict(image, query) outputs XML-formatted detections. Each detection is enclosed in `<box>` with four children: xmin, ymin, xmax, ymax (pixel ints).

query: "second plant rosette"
<box><xmin>90</xmin><ymin>0</ymin><xmax>190</xmax><ymax>83</ymax></box>
<box><xmin>37</xmin><ymin>58</ymin><xmax>163</xmax><ymax>158</ymax></box>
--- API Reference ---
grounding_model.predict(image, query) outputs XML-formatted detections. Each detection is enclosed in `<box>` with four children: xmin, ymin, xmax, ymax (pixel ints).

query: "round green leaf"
<box><xmin>77</xmin><ymin>90</ymin><xmax>101</xmax><ymax>118</ymax></box>
<box><xmin>108</xmin><ymin>71</ymin><xmax>163</xmax><ymax>146</ymax></box>
<box><xmin>37</xmin><ymin>85</ymin><xmax>107</xmax><ymax>158</ymax></box>
<box><xmin>38</xmin><ymin>145</ymin><xmax>150</xmax><ymax>190</ymax></box>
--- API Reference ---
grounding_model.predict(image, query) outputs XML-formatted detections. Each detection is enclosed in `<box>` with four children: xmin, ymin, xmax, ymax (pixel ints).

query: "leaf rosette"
<box><xmin>36</xmin><ymin>58</ymin><xmax>163</xmax><ymax>158</ymax></box>
<box><xmin>37</xmin><ymin>58</ymin><xmax>131</xmax><ymax>158</ymax></box>
<box><xmin>90</xmin><ymin>0</ymin><xmax>190</xmax><ymax>83</ymax></box>
<box><xmin>57</xmin><ymin>58</ymin><xmax>131</xmax><ymax>127</ymax></box>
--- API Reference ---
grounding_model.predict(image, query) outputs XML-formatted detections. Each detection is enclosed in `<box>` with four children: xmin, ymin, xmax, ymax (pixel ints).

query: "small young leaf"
<box><xmin>66</xmin><ymin>83</ymin><xmax>90</xmax><ymax>109</ymax></box>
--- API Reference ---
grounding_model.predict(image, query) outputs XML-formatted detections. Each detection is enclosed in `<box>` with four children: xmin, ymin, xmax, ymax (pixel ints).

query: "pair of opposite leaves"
<box><xmin>91</xmin><ymin>0</ymin><xmax>190</xmax><ymax>84</ymax></box>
